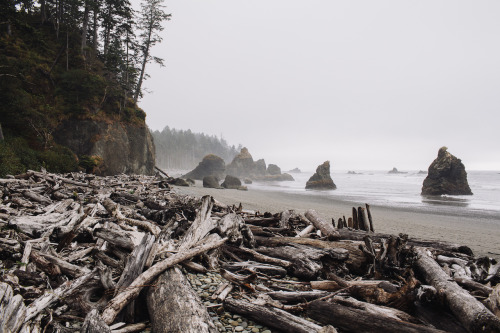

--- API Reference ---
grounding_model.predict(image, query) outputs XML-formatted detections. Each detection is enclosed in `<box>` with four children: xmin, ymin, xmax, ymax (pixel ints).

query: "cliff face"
<box><xmin>54</xmin><ymin>120</ymin><xmax>155</xmax><ymax>176</ymax></box>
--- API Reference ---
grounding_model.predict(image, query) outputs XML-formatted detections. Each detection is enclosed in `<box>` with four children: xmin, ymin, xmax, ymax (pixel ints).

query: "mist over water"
<box><xmin>249</xmin><ymin>170</ymin><xmax>500</xmax><ymax>219</ymax></box>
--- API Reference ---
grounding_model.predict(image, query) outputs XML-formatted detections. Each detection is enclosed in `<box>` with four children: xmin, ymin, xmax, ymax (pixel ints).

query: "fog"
<box><xmin>131</xmin><ymin>0</ymin><xmax>500</xmax><ymax>171</ymax></box>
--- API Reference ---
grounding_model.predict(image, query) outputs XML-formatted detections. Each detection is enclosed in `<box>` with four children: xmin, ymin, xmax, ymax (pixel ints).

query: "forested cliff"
<box><xmin>0</xmin><ymin>0</ymin><xmax>169</xmax><ymax>176</ymax></box>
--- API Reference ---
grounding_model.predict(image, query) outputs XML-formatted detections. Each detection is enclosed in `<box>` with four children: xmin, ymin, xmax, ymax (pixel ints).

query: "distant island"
<box><xmin>388</xmin><ymin>167</ymin><xmax>407</xmax><ymax>174</ymax></box>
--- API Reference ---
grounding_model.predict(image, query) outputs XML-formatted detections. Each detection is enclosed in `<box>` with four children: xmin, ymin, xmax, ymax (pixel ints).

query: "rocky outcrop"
<box><xmin>221</xmin><ymin>175</ymin><xmax>242</xmax><ymax>189</ymax></box>
<box><xmin>287</xmin><ymin>168</ymin><xmax>301</xmax><ymax>173</ymax></box>
<box><xmin>184</xmin><ymin>154</ymin><xmax>225</xmax><ymax>180</ymax></box>
<box><xmin>226</xmin><ymin>147</ymin><xmax>255</xmax><ymax>178</ymax></box>
<box><xmin>226</xmin><ymin>148</ymin><xmax>292</xmax><ymax>181</ymax></box>
<box><xmin>388</xmin><ymin>167</ymin><xmax>406</xmax><ymax>174</ymax></box>
<box><xmin>53</xmin><ymin>119</ymin><xmax>155</xmax><ymax>176</ymax></box>
<box><xmin>203</xmin><ymin>175</ymin><xmax>220</xmax><ymax>188</ymax></box>
<box><xmin>421</xmin><ymin>147</ymin><xmax>473</xmax><ymax>195</ymax></box>
<box><xmin>267</xmin><ymin>164</ymin><xmax>281</xmax><ymax>175</ymax></box>
<box><xmin>254</xmin><ymin>159</ymin><xmax>267</xmax><ymax>176</ymax></box>
<box><xmin>306</xmin><ymin>161</ymin><xmax>337</xmax><ymax>190</ymax></box>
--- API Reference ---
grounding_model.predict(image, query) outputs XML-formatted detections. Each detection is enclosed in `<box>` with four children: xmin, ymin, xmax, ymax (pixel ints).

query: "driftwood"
<box><xmin>147</xmin><ymin>266</ymin><xmax>217</xmax><ymax>333</ymax></box>
<box><xmin>308</xmin><ymin>297</ymin><xmax>447</xmax><ymax>333</ymax></box>
<box><xmin>414</xmin><ymin>248</ymin><xmax>500</xmax><ymax>332</ymax></box>
<box><xmin>1</xmin><ymin>170</ymin><xmax>498</xmax><ymax>333</ymax></box>
<box><xmin>305</xmin><ymin>209</ymin><xmax>340</xmax><ymax>240</ymax></box>
<box><xmin>224</xmin><ymin>298</ymin><xmax>326</xmax><ymax>333</ymax></box>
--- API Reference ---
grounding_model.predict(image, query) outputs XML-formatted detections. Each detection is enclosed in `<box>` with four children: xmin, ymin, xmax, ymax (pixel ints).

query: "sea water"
<box><xmin>249</xmin><ymin>170</ymin><xmax>500</xmax><ymax>219</ymax></box>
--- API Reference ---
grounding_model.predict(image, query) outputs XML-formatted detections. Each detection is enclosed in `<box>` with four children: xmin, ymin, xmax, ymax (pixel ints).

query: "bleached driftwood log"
<box><xmin>308</xmin><ymin>296</ymin><xmax>446</xmax><ymax>333</ymax></box>
<box><xmin>147</xmin><ymin>266</ymin><xmax>217</xmax><ymax>333</ymax></box>
<box><xmin>305</xmin><ymin>209</ymin><xmax>340</xmax><ymax>240</ymax></box>
<box><xmin>224</xmin><ymin>297</ymin><xmax>329</xmax><ymax>333</ymax></box>
<box><xmin>414</xmin><ymin>248</ymin><xmax>500</xmax><ymax>332</ymax></box>
<box><xmin>0</xmin><ymin>282</ymin><xmax>26</xmax><ymax>333</ymax></box>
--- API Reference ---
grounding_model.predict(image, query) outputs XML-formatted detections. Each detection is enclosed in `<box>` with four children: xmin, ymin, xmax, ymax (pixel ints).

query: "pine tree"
<box><xmin>134</xmin><ymin>0</ymin><xmax>170</xmax><ymax>104</ymax></box>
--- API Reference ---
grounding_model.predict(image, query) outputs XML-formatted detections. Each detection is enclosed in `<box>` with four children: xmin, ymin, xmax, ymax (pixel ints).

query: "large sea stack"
<box><xmin>306</xmin><ymin>161</ymin><xmax>337</xmax><ymax>190</ymax></box>
<box><xmin>184</xmin><ymin>154</ymin><xmax>225</xmax><ymax>180</ymax></box>
<box><xmin>225</xmin><ymin>147</ymin><xmax>255</xmax><ymax>178</ymax></box>
<box><xmin>421</xmin><ymin>147</ymin><xmax>473</xmax><ymax>195</ymax></box>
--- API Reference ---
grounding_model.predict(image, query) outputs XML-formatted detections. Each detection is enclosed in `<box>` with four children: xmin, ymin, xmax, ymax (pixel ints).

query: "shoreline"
<box><xmin>173</xmin><ymin>182</ymin><xmax>500</xmax><ymax>258</ymax></box>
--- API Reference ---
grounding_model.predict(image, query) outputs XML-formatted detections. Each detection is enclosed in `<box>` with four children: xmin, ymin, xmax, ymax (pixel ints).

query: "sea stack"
<box><xmin>306</xmin><ymin>161</ymin><xmax>337</xmax><ymax>190</ymax></box>
<box><xmin>421</xmin><ymin>147</ymin><xmax>473</xmax><ymax>195</ymax></box>
<box><xmin>184</xmin><ymin>154</ymin><xmax>225</xmax><ymax>180</ymax></box>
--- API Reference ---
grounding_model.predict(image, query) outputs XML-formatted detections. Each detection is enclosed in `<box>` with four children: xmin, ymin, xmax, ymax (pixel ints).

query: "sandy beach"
<box><xmin>173</xmin><ymin>181</ymin><xmax>500</xmax><ymax>258</ymax></box>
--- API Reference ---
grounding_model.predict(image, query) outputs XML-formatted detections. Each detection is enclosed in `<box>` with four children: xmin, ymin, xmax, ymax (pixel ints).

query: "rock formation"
<box><xmin>421</xmin><ymin>147</ymin><xmax>473</xmax><ymax>195</ymax></box>
<box><xmin>203</xmin><ymin>175</ymin><xmax>220</xmax><ymax>189</ymax></box>
<box><xmin>287</xmin><ymin>168</ymin><xmax>301</xmax><ymax>173</ymax></box>
<box><xmin>388</xmin><ymin>167</ymin><xmax>406</xmax><ymax>174</ymax></box>
<box><xmin>267</xmin><ymin>164</ymin><xmax>281</xmax><ymax>175</ymax></box>
<box><xmin>226</xmin><ymin>148</ymin><xmax>293</xmax><ymax>181</ymax></box>
<box><xmin>225</xmin><ymin>147</ymin><xmax>255</xmax><ymax>178</ymax></box>
<box><xmin>54</xmin><ymin>120</ymin><xmax>155</xmax><ymax>176</ymax></box>
<box><xmin>221</xmin><ymin>175</ymin><xmax>242</xmax><ymax>189</ymax></box>
<box><xmin>254</xmin><ymin>159</ymin><xmax>267</xmax><ymax>176</ymax></box>
<box><xmin>184</xmin><ymin>154</ymin><xmax>225</xmax><ymax>180</ymax></box>
<box><xmin>306</xmin><ymin>161</ymin><xmax>337</xmax><ymax>190</ymax></box>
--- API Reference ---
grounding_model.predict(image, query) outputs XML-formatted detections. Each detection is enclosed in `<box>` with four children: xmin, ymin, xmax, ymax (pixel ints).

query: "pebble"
<box><xmin>235</xmin><ymin>326</ymin><xmax>244</xmax><ymax>332</ymax></box>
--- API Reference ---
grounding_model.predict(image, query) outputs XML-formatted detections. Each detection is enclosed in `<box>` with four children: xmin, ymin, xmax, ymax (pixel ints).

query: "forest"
<box><xmin>0</xmin><ymin>0</ymin><xmax>169</xmax><ymax>176</ymax></box>
<box><xmin>152</xmin><ymin>126</ymin><xmax>241</xmax><ymax>171</ymax></box>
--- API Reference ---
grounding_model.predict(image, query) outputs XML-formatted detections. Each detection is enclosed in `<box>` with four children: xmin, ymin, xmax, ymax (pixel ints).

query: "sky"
<box><xmin>131</xmin><ymin>0</ymin><xmax>500</xmax><ymax>171</ymax></box>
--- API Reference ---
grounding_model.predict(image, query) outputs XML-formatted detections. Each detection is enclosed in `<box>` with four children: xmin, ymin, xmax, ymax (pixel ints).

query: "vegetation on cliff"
<box><xmin>0</xmin><ymin>0</ymin><xmax>169</xmax><ymax>176</ymax></box>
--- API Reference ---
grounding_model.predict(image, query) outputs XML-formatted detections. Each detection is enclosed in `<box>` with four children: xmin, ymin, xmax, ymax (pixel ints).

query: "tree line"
<box><xmin>152</xmin><ymin>127</ymin><xmax>241</xmax><ymax>171</ymax></box>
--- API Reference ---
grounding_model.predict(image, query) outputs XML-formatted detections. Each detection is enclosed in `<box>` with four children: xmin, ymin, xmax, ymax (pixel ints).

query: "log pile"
<box><xmin>0</xmin><ymin>170</ymin><xmax>499</xmax><ymax>332</ymax></box>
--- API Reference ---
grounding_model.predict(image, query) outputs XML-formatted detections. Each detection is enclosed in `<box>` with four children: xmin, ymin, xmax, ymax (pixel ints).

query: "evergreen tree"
<box><xmin>134</xmin><ymin>0</ymin><xmax>170</xmax><ymax>104</ymax></box>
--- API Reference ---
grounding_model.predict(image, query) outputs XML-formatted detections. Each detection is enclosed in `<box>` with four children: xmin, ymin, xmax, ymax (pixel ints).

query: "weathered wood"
<box><xmin>24</xmin><ymin>269</ymin><xmax>97</xmax><ymax>322</ymax></box>
<box><xmin>414</xmin><ymin>248</ymin><xmax>500</xmax><ymax>332</ymax></box>
<box><xmin>223</xmin><ymin>244</ymin><xmax>292</xmax><ymax>268</ymax></box>
<box><xmin>81</xmin><ymin>309</ymin><xmax>111</xmax><ymax>333</ymax></box>
<box><xmin>357</xmin><ymin>207</ymin><xmax>370</xmax><ymax>231</ymax></box>
<box><xmin>223</xmin><ymin>261</ymin><xmax>287</xmax><ymax>278</ymax></box>
<box><xmin>257</xmin><ymin>243</ymin><xmax>348</xmax><ymax>280</ymax></box>
<box><xmin>101</xmin><ymin>235</ymin><xmax>228</xmax><ymax>325</ymax></box>
<box><xmin>296</xmin><ymin>224</ymin><xmax>315</xmax><ymax>237</ymax></box>
<box><xmin>94</xmin><ymin>228</ymin><xmax>136</xmax><ymax>251</ymax></box>
<box><xmin>305</xmin><ymin>209</ymin><xmax>340</xmax><ymax>240</ymax></box>
<box><xmin>308</xmin><ymin>297</ymin><xmax>447</xmax><ymax>333</ymax></box>
<box><xmin>365</xmin><ymin>203</ymin><xmax>374</xmax><ymax>232</ymax></box>
<box><xmin>352</xmin><ymin>207</ymin><xmax>358</xmax><ymax>229</ymax></box>
<box><xmin>38</xmin><ymin>251</ymin><xmax>90</xmax><ymax>277</ymax></box>
<box><xmin>266</xmin><ymin>290</ymin><xmax>330</xmax><ymax>303</ymax></box>
<box><xmin>114</xmin><ymin>233</ymin><xmax>155</xmax><ymax>321</ymax></box>
<box><xmin>147</xmin><ymin>266</ymin><xmax>217</xmax><ymax>333</ymax></box>
<box><xmin>0</xmin><ymin>282</ymin><xmax>27</xmax><ymax>333</ymax></box>
<box><xmin>224</xmin><ymin>297</ymin><xmax>325</xmax><ymax>333</ymax></box>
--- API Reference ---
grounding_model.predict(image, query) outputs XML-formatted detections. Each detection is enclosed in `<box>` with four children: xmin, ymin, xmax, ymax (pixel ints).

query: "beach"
<box><xmin>173</xmin><ymin>181</ymin><xmax>500</xmax><ymax>258</ymax></box>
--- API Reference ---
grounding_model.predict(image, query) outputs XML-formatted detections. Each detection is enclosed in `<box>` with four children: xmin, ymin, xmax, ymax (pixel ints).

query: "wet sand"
<box><xmin>173</xmin><ymin>182</ymin><xmax>500</xmax><ymax>258</ymax></box>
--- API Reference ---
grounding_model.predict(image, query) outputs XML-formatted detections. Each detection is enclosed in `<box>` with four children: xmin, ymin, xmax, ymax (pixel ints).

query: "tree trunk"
<box><xmin>147</xmin><ymin>266</ymin><xmax>217</xmax><ymax>333</ymax></box>
<box><xmin>134</xmin><ymin>7</ymin><xmax>154</xmax><ymax>105</ymax></box>
<box><xmin>0</xmin><ymin>123</ymin><xmax>4</xmax><ymax>141</ymax></box>
<box><xmin>81</xmin><ymin>0</ymin><xmax>90</xmax><ymax>57</ymax></box>
<box><xmin>308</xmin><ymin>297</ymin><xmax>447</xmax><ymax>333</ymax></box>
<box><xmin>305</xmin><ymin>209</ymin><xmax>340</xmax><ymax>240</ymax></box>
<box><xmin>414</xmin><ymin>248</ymin><xmax>500</xmax><ymax>332</ymax></box>
<box><xmin>224</xmin><ymin>298</ymin><xmax>325</xmax><ymax>333</ymax></box>
<box><xmin>0</xmin><ymin>282</ymin><xmax>26</xmax><ymax>333</ymax></box>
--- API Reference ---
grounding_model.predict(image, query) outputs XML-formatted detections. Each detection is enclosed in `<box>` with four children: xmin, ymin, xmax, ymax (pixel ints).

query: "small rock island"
<box><xmin>305</xmin><ymin>161</ymin><xmax>337</xmax><ymax>190</ymax></box>
<box><xmin>421</xmin><ymin>147</ymin><xmax>473</xmax><ymax>195</ymax></box>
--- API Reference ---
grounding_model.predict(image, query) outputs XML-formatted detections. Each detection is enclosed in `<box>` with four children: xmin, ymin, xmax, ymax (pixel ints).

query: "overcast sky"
<box><xmin>131</xmin><ymin>0</ymin><xmax>500</xmax><ymax>171</ymax></box>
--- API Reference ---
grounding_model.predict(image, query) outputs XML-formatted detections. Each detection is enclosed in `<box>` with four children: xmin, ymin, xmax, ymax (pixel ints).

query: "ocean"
<box><xmin>249</xmin><ymin>170</ymin><xmax>500</xmax><ymax>220</ymax></box>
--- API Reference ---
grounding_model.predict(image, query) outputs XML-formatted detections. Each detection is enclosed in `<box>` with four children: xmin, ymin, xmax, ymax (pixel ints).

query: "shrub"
<box><xmin>0</xmin><ymin>142</ymin><xmax>25</xmax><ymax>177</ymax></box>
<box><xmin>38</xmin><ymin>144</ymin><xmax>78</xmax><ymax>173</ymax></box>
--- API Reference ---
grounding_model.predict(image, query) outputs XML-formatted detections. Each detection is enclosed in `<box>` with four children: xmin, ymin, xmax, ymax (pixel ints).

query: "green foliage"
<box><xmin>56</xmin><ymin>69</ymin><xmax>106</xmax><ymax>114</ymax></box>
<box><xmin>38</xmin><ymin>144</ymin><xmax>78</xmax><ymax>173</ymax></box>
<box><xmin>78</xmin><ymin>154</ymin><xmax>103</xmax><ymax>173</ymax></box>
<box><xmin>0</xmin><ymin>142</ymin><xmax>25</xmax><ymax>177</ymax></box>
